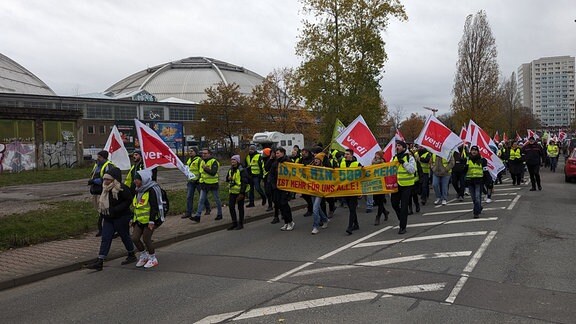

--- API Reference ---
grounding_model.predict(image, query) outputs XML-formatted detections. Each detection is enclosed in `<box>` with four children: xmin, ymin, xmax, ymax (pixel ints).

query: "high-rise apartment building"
<box><xmin>517</xmin><ymin>56</ymin><xmax>575</xmax><ymax>128</ymax></box>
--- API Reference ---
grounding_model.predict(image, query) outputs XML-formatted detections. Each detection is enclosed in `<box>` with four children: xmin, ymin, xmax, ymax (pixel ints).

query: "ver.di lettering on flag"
<box><xmin>103</xmin><ymin>125</ymin><xmax>131</xmax><ymax>170</ymax></box>
<box><xmin>334</xmin><ymin>115</ymin><xmax>381</xmax><ymax>166</ymax></box>
<box><xmin>134</xmin><ymin>119</ymin><xmax>193</xmax><ymax>179</ymax></box>
<box><xmin>414</xmin><ymin>115</ymin><xmax>462</xmax><ymax>160</ymax></box>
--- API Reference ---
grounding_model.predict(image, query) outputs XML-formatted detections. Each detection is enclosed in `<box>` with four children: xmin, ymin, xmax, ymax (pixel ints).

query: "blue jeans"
<box><xmin>312</xmin><ymin>196</ymin><xmax>328</xmax><ymax>228</ymax></box>
<box><xmin>195</xmin><ymin>188</ymin><xmax>222</xmax><ymax>218</ymax></box>
<box><xmin>248</xmin><ymin>175</ymin><xmax>266</xmax><ymax>204</ymax></box>
<box><xmin>550</xmin><ymin>157</ymin><xmax>558</xmax><ymax>172</ymax></box>
<box><xmin>433</xmin><ymin>174</ymin><xmax>451</xmax><ymax>201</ymax></box>
<box><xmin>468</xmin><ymin>182</ymin><xmax>483</xmax><ymax>215</ymax></box>
<box><xmin>186</xmin><ymin>181</ymin><xmax>210</xmax><ymax>216</ymax></box>
<box><xmin>98</xmin><ymin>214</ymin><xmax>134</xmax><ymax>258</ymax></box>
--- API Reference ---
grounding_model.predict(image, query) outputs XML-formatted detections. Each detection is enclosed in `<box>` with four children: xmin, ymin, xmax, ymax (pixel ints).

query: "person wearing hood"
<box><xmin>85</xmin><ymin>167</ymin><xmax>136</xmax><ymax>271</ymax></box>
<box><xmin>390</xmin><ymin>141</ymin><xmax>416</xmax><ymax>234</ymax></box>
<box><xmin>124</xmin><ymin>149</ymin><xmax>157</xmax><ymax>194</ymax></box>
<box><xmin>464</xmin><ymin>145</ymin><xmax>488</xmax><ymax>218</ymax></box>
<box><xmin>131</xmin><ymin>169</ymin><xmax>164</xmax><ymax>268</ymax></box>
<box><xmin>226</xmin><ymin>155</ymin><xmax>250</xmax><ymax>230</ymax></box>
<box><xmin>88</xmin><ymin>150</ymin><xmax>115</xmax><ymax>237</ymax></box>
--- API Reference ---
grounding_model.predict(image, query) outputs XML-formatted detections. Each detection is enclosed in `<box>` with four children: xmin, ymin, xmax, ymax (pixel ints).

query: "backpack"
<box><xmin>160</xmin><ymin>188</ymin><xmax>170</xmax><ymax>216</ymax></box>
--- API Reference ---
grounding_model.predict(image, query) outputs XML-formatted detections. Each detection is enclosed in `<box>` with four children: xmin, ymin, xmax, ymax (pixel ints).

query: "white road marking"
<box><xmin>195</xmin><ymin>283</ymin><xmax>447</xmax><ymax>323</ymax></box>
<box><xmin>507</xmin><ymin>195</ymin><xmax>521</xmax><ymax>210</ymax></box>
<box><xmin>492</xmin><ymin>192</ymin><xmax>518</xmax><ymax>196</ymax></box>
<box><xmin>267</xmin><ymin>226</ymin><xmax>393</xmax><ymax>282</ymax></box>
<box><xmin>392</xmin><ymin>217</ymin><xmax>498</xmax><ymax>229</ymax></box>
<box><xmin>292</xmin><ymin>251</ymin><xmax>472</xmax><ymax>277</ymax></box>
<box><xmin>493</xmin><ymin>187</ymin><xmax>521</xmax><ymax>191</ymax></box>
<box><xmin>445</xmin><ymin>231</ymin><xmax>497</xmax><ymax>304</ymax></box>
<box><xmin>354</xmin><ymin>231</ymin><xmax>488</xmax><ymax>248</ymax></box>
<box><xmin>424</xmin><ymin>207</ymin><xmax>506</xmax><ymax>216</ymax></box>
<box><xmin>439</xmin><ymin>199</ymin><xmax>512</xmax><ymax>207</ymax></box>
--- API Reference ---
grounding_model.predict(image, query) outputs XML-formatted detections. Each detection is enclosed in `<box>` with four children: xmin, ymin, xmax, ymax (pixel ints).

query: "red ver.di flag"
<box><xmin>134</xmin><ymin>119</ymin><xmax>193</xmax><ymax>180</ymax></box>
<box><xmin>334</xmin><ymin>115</ymin><xmax>382</xmax><ymax>166</ymax></box>
<box><xmin>415</xmin><ymin>115</ymin><xmax>462</xmax><ymax>160</ymax></box>
<box><xmin>104</xmin><ymin>125</ymin><xmax>131</xmax><ymax>170</ymax></box>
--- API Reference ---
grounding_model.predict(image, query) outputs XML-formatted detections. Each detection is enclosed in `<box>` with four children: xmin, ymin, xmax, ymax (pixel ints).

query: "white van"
<box><xmin>252</xmin><ymin>131</ymin><xmax>304</xmax><ymax>151</ymax></box>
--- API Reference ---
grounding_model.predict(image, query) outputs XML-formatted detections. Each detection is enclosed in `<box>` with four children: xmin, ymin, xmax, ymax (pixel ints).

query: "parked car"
<box><xmin>564</xmin><ymin>148</ymin><xmax>576</xmax><ymax>182</ymax></box>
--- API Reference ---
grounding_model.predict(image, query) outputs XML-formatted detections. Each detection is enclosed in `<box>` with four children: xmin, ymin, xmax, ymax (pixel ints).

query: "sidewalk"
<box><xmin>0</xmin><ymin>200</ymin><xmax>306</xmax><ymax>292</ymax></box>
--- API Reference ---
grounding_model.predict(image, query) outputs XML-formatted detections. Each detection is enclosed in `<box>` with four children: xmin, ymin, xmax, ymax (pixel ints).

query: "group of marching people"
<box><xmin>84</xmin><ymin>133</ymin><xmax>558</xmax><ymax>270</ymax></box>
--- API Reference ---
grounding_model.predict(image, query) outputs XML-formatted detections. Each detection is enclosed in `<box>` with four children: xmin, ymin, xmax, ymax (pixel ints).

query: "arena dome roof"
<box><xmin>105</xmin><ymin>57</ymin><xmax>265</xmax><ymax>103</ymax></box>
<box><xmin>0</xmin><ymin>53</ymin><xmax>56</xmax><ymax>96</ymax></box>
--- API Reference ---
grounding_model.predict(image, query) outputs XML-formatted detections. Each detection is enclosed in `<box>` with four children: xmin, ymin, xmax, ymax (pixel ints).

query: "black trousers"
<box><xmin>274</xmin><ymin>189</ymin><xmax>293</xmax><ymax>224</ymax></box>
<box><xmin>373</xmin><ymin>194</ymin><xmax>387</xmax><ymax>217</ymax></box>
<box><xmin>527</xmin><ymin>164</ymin><xmax>541</xmax><ymax>189</ymax></box>
<box><xmin>391</xmin><ymin>185</ymin><xmax>413</xmax><ymax>230</ymax></box>
<box><xmin>344</xmin><ymin>196</ymin><xmax>359</xmax><ymax>230</ymax></box>
<box><xmin>229</xmin><ymin>193</ymin><xmax>245</xmax><ymax>225</ymax></box>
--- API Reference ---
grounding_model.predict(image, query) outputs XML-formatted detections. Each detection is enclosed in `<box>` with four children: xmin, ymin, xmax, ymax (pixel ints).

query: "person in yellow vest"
<box><xmin>431</xmin><ymin>153</ymin><xmax>455</xmax><ymax>205</ymax></box>
<box><xmin>341</xmin><ymin>149</ymin><xmax>361</xmax><ymax>235</ymax></box>
<box><xmin>88</xmin><ymin>150</ymin><xmax>114</xmax><ymax>237</ymax></box>
<box><xmin>124</xmin><ymin>149</ymin><xmax>157</xmax><ymax>195</ymax></box>
<box><xmin>226</xmin><ymin>155</ymin><xmax>250</xmax><ymax>230</ymax></box>
<box><xmin>182</xmin><ymin>147</ymin><xmax>210</xmax><ymax>219</ymax></box>
<box><xmin>190</xmin><ymin>148</ymin><xmax>223</xmax><ymax>223</ymax></box>
<box><xmin>391</xmin><ymin>141</ymin><xmax>416</xmax><ymax>234</ymax></box>
<box><xmin>131</xmin><ymin>169</ymin><xmax>164</xmax><ymax>268</ymax></box>
<box><xmin>547</xmin><ymin>140</ymin><xmax>559</xmax><ymax>172</ymax></box>
<box><xmin>463</xmin><ymin>145</ymin><xmax>488</xmax><ymax>218</ymax></box>
<box><xmin>244</xmin><ymin>145</ymin><xmax>266</xmax><ymax>207</ymax></box>
<box><xmin>508</xmin><ymin>141</ymin><xmax>523</xmax><ymax>185</ymax></box>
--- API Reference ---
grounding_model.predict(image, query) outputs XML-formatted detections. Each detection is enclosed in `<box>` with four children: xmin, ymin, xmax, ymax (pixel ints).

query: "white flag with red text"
<box><xmin>468</xmin><ymin>120</ymin><xmax>498</xmax><ymax>153</ymax></box>
<box><xmin>476</xmin><ymin>132</ymin><xmax>506</xmax><ymax>180</ymax></box>
<box><xmin>558</xmin><ymin>131</ymin><xmax>567</xmax><ymax>142</ymax></box>
<box><xmin>103</xmin><ymin>125</ymin><xmax>131</xmax><ymax>170</ymax></box>
<box><xmin>134</xmin><ymin>119</ymin><xmax>193</xmax><ymax>179</ymax></box>
<box><xmin>415</xmin><ymin>115</ymin><xmax>462</xmax><ymax>160</ymax></box>
<box><xmin>334</xmin><ymin>115</ymin><xmax>382</xmax><ymax>166</ymax></box>
<box><xmin>527</xmin><ymin>129</ymin><xmax>539</xmax><ymax>140</ymax></box>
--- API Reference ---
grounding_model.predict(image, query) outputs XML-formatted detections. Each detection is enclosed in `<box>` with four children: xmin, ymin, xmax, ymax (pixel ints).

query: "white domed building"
<box><xmin>0</xmin><ymin>53</ymin><xmax>56</xmax><ymax>96</ymax></box>
<box><xmin>105</xmin><ymin>56</ymin><xmax>265</xmax><ymax>103</ymax></box>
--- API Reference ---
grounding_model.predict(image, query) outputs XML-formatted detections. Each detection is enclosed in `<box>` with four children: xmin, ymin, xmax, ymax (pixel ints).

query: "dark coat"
<box><xmin>521</xmin><ymin>143</ymin><xmax>543</xmax><ymax>166</ymax></box>
<box><xmin>101</xmin><ymin>183</ymin><xmax>134</xmax><ymax>219</ymax></box>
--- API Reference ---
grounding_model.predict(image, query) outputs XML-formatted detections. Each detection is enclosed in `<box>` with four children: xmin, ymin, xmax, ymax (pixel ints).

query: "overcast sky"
<box><xmin>1</xmin><ymin>0</ymin><xmax>575</xmax><ymax>117</ymax></box>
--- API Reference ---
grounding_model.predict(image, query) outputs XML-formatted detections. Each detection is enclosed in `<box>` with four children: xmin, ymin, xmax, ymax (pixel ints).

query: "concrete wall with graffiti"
<box><xmin>0</xmin><ymin>141</ymin><xmax>36</xmax><ymax>173</ymax></box>
<box><xmin>0</xmin><ymin>140</ymin><xmax>78</xmax><ymax>172</ymax></box>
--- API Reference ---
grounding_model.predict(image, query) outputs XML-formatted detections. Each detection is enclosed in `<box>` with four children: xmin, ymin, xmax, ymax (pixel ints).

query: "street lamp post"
<box><xmin>423</xmin><ymin>106</ymin><xmax>438</xmax><ymax>116</ymax></box>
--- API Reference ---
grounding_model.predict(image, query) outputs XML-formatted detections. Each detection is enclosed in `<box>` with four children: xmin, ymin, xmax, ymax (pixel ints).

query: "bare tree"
<box><xmin>451</xmin><ymin>10</ymin><xmax>500</xmax><ymax>128</ymax></box>
<box><xmin>499</xmin><ymin>72</ymin><xmax>521</xmax><ymax>136</ymax></box>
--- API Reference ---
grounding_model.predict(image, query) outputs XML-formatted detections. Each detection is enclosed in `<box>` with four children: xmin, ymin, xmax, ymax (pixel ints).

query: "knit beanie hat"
<box><xmin>97</xmin><ymin>150</ymin><xmax>109</xmax><ymax>159</ymax></box>
<box><xmin>396</xmin><ymin>140</ymin><xmax>407</xmax><ymax>150</ymax></box>
<box><xmin>231</xmin><ymin>155</ymin><xmax>241</xmax><ymax>163</ymax></box>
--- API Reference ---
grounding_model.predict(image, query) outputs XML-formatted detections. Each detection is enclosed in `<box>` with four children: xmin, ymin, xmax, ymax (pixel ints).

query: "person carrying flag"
<box><xmin>464</xmin><ymin>146</ymin><xmax>488</xmax><ymax>218</ymax></box>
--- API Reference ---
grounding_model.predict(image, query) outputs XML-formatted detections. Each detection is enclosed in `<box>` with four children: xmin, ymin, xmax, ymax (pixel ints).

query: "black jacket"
<box><xmin>521</xmin><ymin>143</ymin><xmax>543</xmax><ymax>166</ymax></box>
<box><xmin>269</xmin><ymin>155</ymin><xmax>290</xmax><ymax>190</ymax></box>
<box><xmin>101</xmin><ymin>183</ymin><xmax>134</xmax><ymax>219</ymax></box>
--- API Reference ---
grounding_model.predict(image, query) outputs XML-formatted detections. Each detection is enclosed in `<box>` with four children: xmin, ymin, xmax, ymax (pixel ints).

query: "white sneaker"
<box><xmin>321</xmin><ymin>219</ymin><xmax>329</xmax><ymax>229</ymax></box>
<box><xmin>285</xmin><ymin>222</ymin><xmax>295</xmax><ymax>231</ymax></box>
<box><xmin>441</xmin><ymin>199</ymin><xmax>447</xmax><ymax>205</ymax></box>
<box><xmin>280</xmin><ymin>224</ymin><xmax>288</xmax><ymax>231</ymax></box>
<box><xmin>464</xmin><ymin>189</ymin><xmax>470</xmax><ymax>196</ymax></box>
<box><xmin>311</xmin><ymin>227</ymin><xmax>319</xmax><ymax>234</ymax></box>
<box><xmin>434</xmin><ymin>198</ymin><xmax>441</xmax><ymax>205</ymax></box>
<box><xmin>136</xmin><ymin>252</ymin><xmax>149</xmax><ymax>268</ymax></box>
<box><xmin>485</xmin><ymin>198</ymin><xmax>492</xmax><ymax>203</ymax></box>
<box><xmin>144</xmin><ymin>256</ymin><xmax>158</xmax><ymax>268</ymax></box>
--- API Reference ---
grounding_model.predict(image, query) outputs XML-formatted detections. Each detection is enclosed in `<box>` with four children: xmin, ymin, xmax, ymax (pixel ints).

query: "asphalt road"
<box><xmin>1</xmin><ymin>164</ymin><xmax>575</xmax><ymax>323</ymax></box>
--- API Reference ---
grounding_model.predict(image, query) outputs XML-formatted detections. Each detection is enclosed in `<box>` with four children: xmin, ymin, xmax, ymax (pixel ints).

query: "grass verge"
<box><xmin>0</xmin><ymin>187</ymin><xmax>231</xmax><ymax>251</ymax></box>
<box><xmin>0</xmin><ymin>166</ymin><xmax>93</xmax><ymax>187</ymax></box>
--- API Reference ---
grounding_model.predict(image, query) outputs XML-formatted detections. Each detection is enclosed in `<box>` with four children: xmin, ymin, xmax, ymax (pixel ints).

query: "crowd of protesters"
<box><xmin>85</xmin><ymin>135</ymin><xmax>559</xmax><ymax>270</ymax></box>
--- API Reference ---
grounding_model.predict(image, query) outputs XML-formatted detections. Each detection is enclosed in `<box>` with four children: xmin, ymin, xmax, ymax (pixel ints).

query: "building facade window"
<box><xmin>87</xmin><ymin>125</ymin><xmax>95</xmax><ymax>134</ymax></box>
